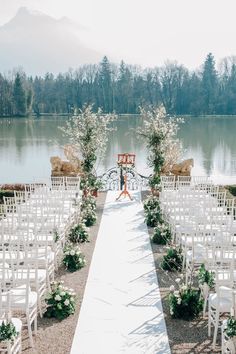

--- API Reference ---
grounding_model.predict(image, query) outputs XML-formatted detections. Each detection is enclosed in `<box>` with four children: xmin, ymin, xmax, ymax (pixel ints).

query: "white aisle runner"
<box><xmin>70</xmin><ymin>191</ymin><xmax>170</xmax><ymax>354</ymax></box>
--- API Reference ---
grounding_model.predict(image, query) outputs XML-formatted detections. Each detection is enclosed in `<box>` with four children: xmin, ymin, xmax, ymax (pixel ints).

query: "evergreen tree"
<box><xmin>202</xmin><ymin>53</ymin><xmax>218</xmax><ymax>114</ymax></box>
<box><xmin>13</xmin><ymin>73</ymin><xmax>26</xmax><ymax>116</ymax></box>
<box><xmin>98</xmin><ymin>56</ymin><xmax>112</xmax><ymax>112</ymax></box>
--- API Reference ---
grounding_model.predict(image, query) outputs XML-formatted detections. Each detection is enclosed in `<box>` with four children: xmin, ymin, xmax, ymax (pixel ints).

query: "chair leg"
<box><xmin>26</xmin><ymin>313</ymin><xmax>34</xmax><ymax>348</ymax></box>
<box><xmin>213</xmin><ymin>310</ymin><xmax>220</xmax><ymax>349</ymax></box>
<box><xmin>203</xmin><ymin>297</ymin><xmax>207</xmax><ymax>318</ymax></box>
<box><xmin>208</xmin><ymin>306</ymin><xmax>211</xmax><ymax>337</ymax></box>
<box><xmin>34</xmin><ymin>314</ymin><xmax>37</xmax><ymax>334</ymax></box>
<box><xmin>38</xmin><ymin>298</ymin><xmax>43</xmax><ymax>318</ymax></box>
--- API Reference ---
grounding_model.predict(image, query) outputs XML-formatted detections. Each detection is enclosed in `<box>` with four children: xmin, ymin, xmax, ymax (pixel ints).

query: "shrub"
<box><xmin>143</xmin><ymin>195</ymin><xmax>160</xmax><ymax>212</ymax></box>
<box><xmin>169</xmin><ymin>283</ymin><xmax>203</xmax><ymax>320</ymax></box>
<box><xmin>227</xmin><ymin>185</ymin><xmax>236</xmax><ymax>197</ymax></box>
<box><xmin>53</xmin><ymin>227</ymin><xmax>60</xmax><ymax>243</ymax></box>
<box><xmin>44</xmin><ymin>281</ymin><xmax>76</xmax><ymax>320</ymax></box>
<box><xmin>198</xmin><ymin>264</ymin><xmax>214</xmax><ymax>288</ymax></box>
<box><xmin>63</xmin><ymin>243</ymin><xmax>86</xmax><ymax>272</ymax></box>
<box><xmin>81</xmin><ymin>207</ymin><xmax>97</xmax><ymax>227</ymax></box>
<box><xmin>224</xmin><ymin>317</ymin><xmax>236</xmax><ymax>338</ymax></box>
<box><xmin>145</xmin><ymin>209</ymin><xmax>162</xmax><ymax>227</ymax></box>
<box><xmin>152</xmin><ymin>222</ymin><xmax>171</xmax><ymax>245</ymax></box>
<box><xmin>0</xmin><ymin>321</ymin><xmax>18</xmax><ymax>342</ymax></box>
<box><xmin>0</xmin><ymin>190</ymin><xmax>14</xmax><ymax>204</ymax></box>
<box><xmin>69</xmin><ymin>222</ymin><xmax>89</xmax><ymax>243</ymax></box>
<box><xmin>161</xmin><ymin>247</ymin><xmax>182</xmax><ymax>271</ymax></box>
<box><xmin>81</xmin><ymin>195</ymin><xmax>96</xmax><ymax>211</ymax></box>
<box><xmin>144</xmin><ymin>195</ymin><xmax>163</xmax><ymax>227</ymax></box>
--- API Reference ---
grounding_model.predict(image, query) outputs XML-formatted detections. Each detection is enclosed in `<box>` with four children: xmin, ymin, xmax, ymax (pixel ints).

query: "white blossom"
<box><xmin>55</xmin><ymin>295</ymin><xmax>61</xmax><ymax>301</ymax></box>
<box><xmin>177</xmin><ymin>298</ymin><xmax>182</xmax><ymax>305</ymax></box>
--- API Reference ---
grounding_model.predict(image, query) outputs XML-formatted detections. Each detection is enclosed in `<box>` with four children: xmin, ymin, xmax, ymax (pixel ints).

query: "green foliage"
<box><xmin>63</xmin><ymin>243</ymin><xmax>86</xmax><ymax>272</ymax></box>
<box><xmin>0</xmin><ymin>321</ymin><xmax>18</xmax><ymax>342</ymax></box>
<box><xmin>53</xmin><ymin>227</ymin><xmax>60</xmax><ymax>243</ymax></box>
<box><xmin>198</xmin><ymin>264</ymin><xmax>214</xmax><ymax>288</ymax></box>
<box><xmin>143</xmin><ymin>195</ymin><xmax>160</xmax><ymax>212</ymax></box>
<box><xmin>60</xmin><ymin>105</ymin><xmax>116</xmax><ymax>192</ymax></box>
<box><xmin>3</xmin><ymin>53</ymin><xmax>236</xmax><ymax>117</ymax></box>
<box><xmin>224</xmin><ymin>317</ymin><xmax>236</xmax><ymax>338</ymax></box>
<box><xmin>152</xmin><ymin>222</ymin><xmax>172</xmax><ymax>245</ymax></box>
<box><xmin>81</xmin><ymin>195</ymin><xmax>97</xmax><ymax>211</ymax></box>
<box><xmin>81</xmin><ymin>206</ymin><xmax>97</xmax><ymax>227</ymax></box>
<box><xmin>13</xmin><ymin>73</ymin><xmax>27</xmax><ymax>116</ymax></box>
<box><xmin>144</xmin><ymin>195</ymin><xmax>163</xmax><ymax>227</ymax></box>
<box><xmin>149</xmin><ymin>175</ymin><xmax>161</xmax><ymax>190</ymax></box>
<box><xmin>169</xmin><ymin>284</ymin><xmax>203</xmax><ymax>320</ymax></box>
<box><xmin>44</xmin><ymin>281</ymin><xmax>76</xmax><ymax>320</ymax></box>
<box><xmin>69</xmin><ymin>222</ymin><xmax>89</xmax><ymax>243</ymax></box>
<box><xmin>161</xmin><ymin>247</ymin><xmax>183</xmax><ymax>271</ymax></box>
<box><xmin>0</xmin><ymin>190</ymin><xmax>14</xmax><ymax>204</ymax></box>
<box><xmin>227</xmin><ymin>185</ymin><xmax>236</xmax><ymax>197</ymax></box>
<box><xmin>202</xmin><ymin>53</ymin><xmax>217</xmax><ymax>114</ymax></box>
<box><xmin>145</xmin><ymin>209</ymin><xmax>162</xmax><ymax>228</ymax></box>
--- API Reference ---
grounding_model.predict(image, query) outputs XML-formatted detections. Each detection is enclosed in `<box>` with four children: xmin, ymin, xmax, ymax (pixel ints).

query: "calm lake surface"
<box><xmin>0</xmin><ymin>115</ymin><xmax>236</xmax><ymax>185</ymax></box>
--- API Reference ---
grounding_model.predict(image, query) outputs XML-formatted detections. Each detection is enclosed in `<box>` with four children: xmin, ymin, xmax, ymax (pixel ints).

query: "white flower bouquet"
<box><xmin>44</xmin><ymin>281</ymin><xmax>76</xmax><ymax>320</ymax></box>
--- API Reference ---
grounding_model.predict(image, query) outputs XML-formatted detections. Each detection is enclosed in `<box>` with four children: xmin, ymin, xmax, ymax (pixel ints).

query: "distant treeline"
<box><xmin>1</xmin><ymin>53</ymin><xmax>236</xmax><ymax>117</ymax></box>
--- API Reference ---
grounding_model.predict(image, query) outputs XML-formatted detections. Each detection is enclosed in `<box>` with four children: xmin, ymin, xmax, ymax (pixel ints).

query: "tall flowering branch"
<box><xmin>137</xmin><ymin>105</ymin><xmax>183</xmax><ymax>189</ymax></box>
<box><xmin>59</xmin><ymin>105</ymin><xmax>117</xmax><ymax>190</ymax></box>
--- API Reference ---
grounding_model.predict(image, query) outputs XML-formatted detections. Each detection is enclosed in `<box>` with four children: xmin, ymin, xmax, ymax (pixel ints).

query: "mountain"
<box><xmin>0</xmin><ymin>7</ymin><xmax>102</xmax><ymax>76</ymax></box>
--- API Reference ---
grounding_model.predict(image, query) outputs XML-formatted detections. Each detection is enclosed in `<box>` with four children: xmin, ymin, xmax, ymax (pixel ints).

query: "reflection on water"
<box><xmin>0</xmin><ymin>115</ymin><xmax>236</xmax><ymax>184</ymax></box>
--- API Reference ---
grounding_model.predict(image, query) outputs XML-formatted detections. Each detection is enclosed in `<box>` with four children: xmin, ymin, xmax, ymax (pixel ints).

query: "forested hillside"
<box><xmin>1</xmin><ymin>53</ymin><xmax>236</xmax><ymax>116</ymax></box>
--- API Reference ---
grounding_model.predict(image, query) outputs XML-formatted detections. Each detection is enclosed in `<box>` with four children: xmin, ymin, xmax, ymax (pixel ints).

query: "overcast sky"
<box><xmin>0</xmin><ymin>0</ymin><xmax>236</xmax><ymax>69</ymax></box>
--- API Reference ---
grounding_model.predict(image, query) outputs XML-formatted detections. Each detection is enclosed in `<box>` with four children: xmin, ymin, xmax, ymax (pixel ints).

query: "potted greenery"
<box><xmin>88</xmin><ymin>175</ymin><xmax>104</xmax><ymax>197</ymax></box>
<box><xmin>69</xmin><ymin>222</ymin><xmax>89</xmax><ymax>243</ymax></box>
<box><xmin>44</xmin><ymin>281</ymin><xmax>76</xmax><ymax>320</ymax></box>
<box><xmin>224</xmin><ymin>317</ymin><xmax>236</xmax><ymax>352</ymax></box>
<box><xmin>81</xmin><ymin>195</ymin><xmax>96</xmax><ymax>212</ymax></box>
<box><xmin>0</xmin><ymin>321</ymin><xmax>18</xmax><ymax>347</ymax></box>
<box><xmin>198</xmin><ymin>263</ymin><xmax>214</xmax><ymax>298</ymax></box>
<box><xmin>169</xmin><ymin>282</ymin><xmax>203</xmax><ymax>320</ymax></box>
<box><xmin>144</xmin><ymin>195</ymin><xmax>163</xmax><ymax>227</ymax></box>
<box><xmin>161</xmin><ymin>247</ymin><xmax>183</xmax><ymax>271</ymax></box>
<box><xmin>63</xmin><ymin>243</ymin><xmax>86</xmax><ymax>272</ymax></box>
<box><xmin>143</xmin><ymin>195</ymin><xmax>160</xmax><ymax>212</ymax></box>
<box><xmin>81</xmin><ymin>206</ymin><xmax>97</xmax><ymax>227</ymax></box>
<box><xmin>152</xmin><ymin>221</ymin><xmax>172</xmax><ymax>245</ymax></box>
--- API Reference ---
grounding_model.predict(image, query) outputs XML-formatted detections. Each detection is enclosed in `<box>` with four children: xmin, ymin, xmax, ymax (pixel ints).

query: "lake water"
<box><xmin>0</xmin><ymin>115</ymin><xmax>236</xmax><ymax>185</ymax></box>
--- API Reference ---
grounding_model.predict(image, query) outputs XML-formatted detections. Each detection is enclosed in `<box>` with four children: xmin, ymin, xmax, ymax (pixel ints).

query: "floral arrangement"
<box><xmin>60</xmin><ymin>105</ymin><xmax>117</xmax><ymax>193</ymax></box>
<box><xmin>81</xmin><ymin>195</ymin><xmax>96</xmax><ymax>212</ymax></box>
<box><xmin>69</xmin><ymin>222</ymin><xmax>89</xmax><ymax>243</ymax></box>
<box><xmin>224</xmin><ymin>317</ymin><xmax>236</xmax><ymax>338</ymax></box>
<box><xmin>0</xmin><ymin>321</ymin><xmax>18</xmax><ymax>342</ymax></box>
<box><xmin>161</xmin><ymin>247</ymin><xmax>182</xmax><ymax>271</ymax></box>
<box><xmin>63</xmin><ymin>243</ymin><xmax>86</xmax><ymax>272</ymax></box>
<box><xmin>44</xmin><ymin>281</ymin><xmax>76</xmax><ymax>320</ymax></box>
<box><xmin>143</xmin><ymin>195</ymin><xmax>160</xmax><ymax>212</ymax></box>
<box><xmin>149</xmin><ymin>174</ymin><xmax>162</xmax><ymax>190</ymax></box>
<box><xmin>169</xmin><ymin>282</ymin><xmax>203</xmax><ymax>320</ymax></box>
<box><xmin>145</xmin><ymin>208</ymin><xmax>163</xmax><ymax>228</ymax></box>
<box><xmin>198</xmin><ymin>264</ymin><xmax>214</xmax><ymax>288</ymax></box>
<box><xmin>137</xmin><ymin>106</ymin><xmax>183</xmax><ymax>191</ymax></box>
<box><xmin>144</xmin><ymin>195</ymin><xmax>163</xmax><ymax>227</ymax></box>
<box><xmin>81</xmin><ymin>207</ymin><xmax>97</xmax><ymax>227</ymax></box>
<box><xmin>152</xmin><ymin>221</ymin><xmax>171</xmax><ymax>245</ymax></box>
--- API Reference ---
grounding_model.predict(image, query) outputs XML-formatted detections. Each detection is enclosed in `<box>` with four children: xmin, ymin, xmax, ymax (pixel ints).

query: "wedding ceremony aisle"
<box><xmin>71</xmin><ymin>190</ymin><xmax>170</xmax><ymax>354</ymax></box>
